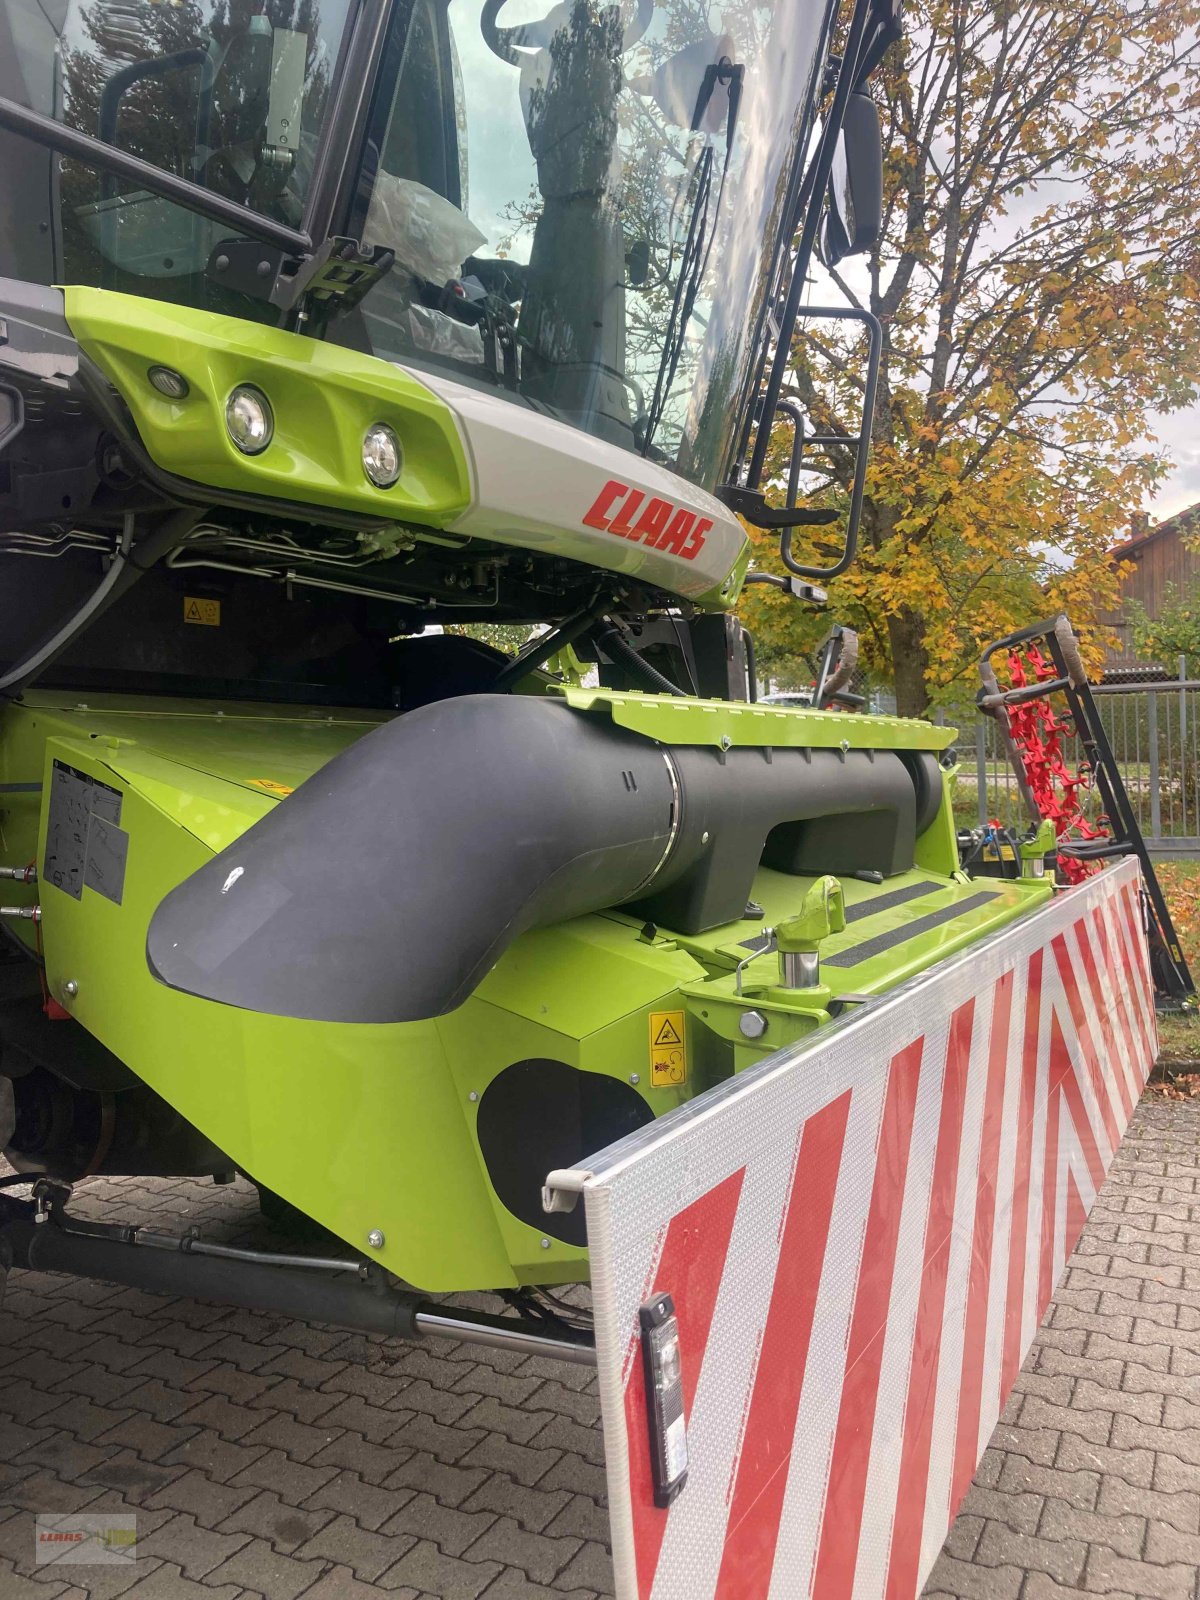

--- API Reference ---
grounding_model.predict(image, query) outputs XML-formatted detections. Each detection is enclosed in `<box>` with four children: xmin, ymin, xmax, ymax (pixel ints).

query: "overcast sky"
<box><xmin>1150</xmin><ymin>409</ymin><xmax>1200</xmax><ymax>522</ymax></box>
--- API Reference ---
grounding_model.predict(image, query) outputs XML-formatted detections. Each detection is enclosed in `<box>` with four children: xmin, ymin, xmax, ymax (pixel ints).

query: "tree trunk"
<box><xmin>887</xmin><ymin>607</ymin><xmax>932</xmax><ymax>718</ymax></box>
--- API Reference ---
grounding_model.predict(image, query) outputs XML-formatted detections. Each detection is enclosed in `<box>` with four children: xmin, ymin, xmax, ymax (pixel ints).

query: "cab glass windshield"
<box><xmin>10</xmin><ymin>0</ymin><xmax>354</xmax><ymax>301</ymax></box>
<box><xmin>341</xmin><ymin>0</ymin><xmax>830</xmax><ymax>489</ymax></box>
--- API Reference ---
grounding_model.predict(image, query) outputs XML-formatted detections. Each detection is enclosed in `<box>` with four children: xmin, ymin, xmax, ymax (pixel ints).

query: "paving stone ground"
<box><xmin>0</xmin><ymin>1094</ymin><xmax>1196</xmax><ymax>1600</ymax></box>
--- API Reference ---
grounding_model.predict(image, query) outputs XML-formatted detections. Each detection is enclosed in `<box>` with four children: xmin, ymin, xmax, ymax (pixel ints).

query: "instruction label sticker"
<box><xmin>649</xmin><ymin>1010</ymin><xmax>687</xmax><ymax>1087</ymax></box>
<box><xmin>184</xmin><ymin>597</ymin><xmax>221</xmax><ymax>626</ymax></box>
<box><xmin>44</xmin><ymin>760</ymin><xmax>126</xmax><ymax>903</ymax></box>
<box><xmin>248</xmin><ymin>778</ymin><xmax>295</xmax><ymax>797</ymax></box>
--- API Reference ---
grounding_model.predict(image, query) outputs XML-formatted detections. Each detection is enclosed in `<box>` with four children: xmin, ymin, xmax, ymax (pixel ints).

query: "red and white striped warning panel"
<box><xmin>550</xmin><ymin>858</ymin><xmax>1156</xmax><ymax>1600</ymax></box>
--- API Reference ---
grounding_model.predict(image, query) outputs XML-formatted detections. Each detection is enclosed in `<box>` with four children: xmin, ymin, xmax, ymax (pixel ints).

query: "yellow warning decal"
<box><xmin>649</xmin><ymin>1010</ymin><xmax>687</xmax><ymax>1087</ymax></box>
<box><xmin>248</xmin><ymin>778</ymin><xmax>294</xmax><ymax>797</ymax></box>
<box><xmin>184</xmin><ymin>597</ymin><xmax>221</xmax><ymax>626</ymax></box>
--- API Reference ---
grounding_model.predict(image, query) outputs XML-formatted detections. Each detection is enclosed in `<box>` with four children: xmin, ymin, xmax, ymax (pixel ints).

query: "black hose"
<box><xmin>0</xmin><ymin>517</ymin><xmax>132</xmax><ymax>697</ymax></box>
<box><xmin>492</xmin><ymin>590</ymin><xmax>614</xmax><ymax>692</ymax></box>
<box><xmin>0</xmin><ymin>509</ymin><xmax>200</xmax><ymax>699</ymax></box>
<box><xmin>742</xmin><ymin>627</ymin><xmax>758</xmax><ymax>702</ymax></box>
<box><xmin>591</xmin><ymin>621</ymin><xmax>686</xmax><ymax>697</ymax></box>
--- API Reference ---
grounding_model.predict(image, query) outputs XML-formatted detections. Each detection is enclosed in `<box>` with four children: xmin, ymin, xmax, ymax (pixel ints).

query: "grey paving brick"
<box><xmin>987</xmin><ymin>1423</ymin><xmax>1061</xmax><ymax>1469</ymax></box>
<box><xmin>383</xmin><ymin>1490</ymin><xmax>499</xmax><ymax>1557</ymax></box>
<box><xmin>52</xmin><ymin>1364</ymin><xmax>144</xmax><ymax>1409</ymax></box>
<box><xmin>1082</xmin><ymin>1545</ymin><xmax>1196</xmax><ymax>1600</ymax></box>
<box><xmin>1110</xmin><ymin>1411</ymin><xmax>1200</xmax><ymax>1466</ymax></box>
<box><xmin>942</xmin><ymin>1512</ymin><xmax>984</xmax><ymax>1562</ymax></box>
<box><xmin>1096</xmin><ymin>1473</ymin><xmax>1200</xmax><ymax>1534</ymax></box>
<box><xmin>239</xmin><ymin>1410</ymin><xmax>345</xmax><ymax>1463</ymax></box>
<box><xmin>385</xmin><ymin>1449</ymin><xmax>491</xmax><ymax>1506</ymax></box>
<box><xmin>203</xmin><ymin>1539</ymin><xmax>329</xmax><ymax>1600</ymax></box>
<box><xmin>1021</xmin><ymin>1576</ymin><xmax>1134</xmax><ymax>1600</ymax></box>
<box><xmin>973</xmin><ymin>1521</ymin><xmax>1087</xmax><ymax>1586</ymax></box>
<box><xmin>384</xmin><ymin>1377</ymin><xmax>479</xmax><ymax>1427</ymax></box>
<box><xmin>1013</xmin><ymin>1370</ymin><xmax>1076</xmax><ymax>1407</ymax></box>
<box><xmin>292</xmin><ymin>1510</ymin><xmax>411</xmax><ymax>1581</ymax></box>
<box><xmin>1036</xmin><ymin>1497</ymin><xmax>1145</xmax><ymax>1558</ymax></box>
<box><xmin>79</xmin><ymin>1449</ymin><xmax>189</xmax><ymax>1506</ymax></box>
<box><xmin>458</xmin><ymin>1394</ymin><xmax>559</xmax><ymax>1445</ymax></box>
<box><xmin>0</xmin><ymin>1379</ymin><xmax>74</xmax><ymax>1427</ymax></box>
<box><xmin>464</xmin><ymin>1514</ymin><xmax>583</xmax><ymax>1584</ymax></box>
<box><xmin>956</xmin><ymin>1486</ymin><xmax>1043</xmax><ymax>1535</ymax></box>
<box><xmin>12</xmin><ymin>1429</ymin><xmax>116</xmax><ymax>1480</ymax></box>
<box><xmin>6</xmin><ymin>1468</ymin><xmax>107</xmax><ymax>1514</ymax></box>
<box><xmin>462</xmin><ymin>1430</ymin><xmax>565</xmax><ymax>1488</ymax></box>
<box><xmin>131</xmin><ymin>1511</ymin><xmax>249</xmax><ymax>1578</ymax></box>
<box><xmin>215</xmin><ymin>1489</ymin><xmax>337</xmax><ymax>1554</ymax></box>
<box><xmin>316</xmin><ymin>1362</ymin><xmax>411</xmax><ymax>1408</ymax></box>
<box><xmin>1153</xmin><ymin>1452</ymin><xmax>1200</xmax><ymax>1495</ymax></box>
<box><xmin>1018</xmin><ymin>1397</ymin><xmax>1113</xmax><ymax>1447</ymax></box>
<box><xmin>92</xmin><ymin>1413</ymin><xmax>195</xmax><ymax>1463</ymax></box>
<box><xmin>452</xmin><ymin>1363</ymin><xmax>546</xmax><ymax>1408</ymax></box>
<box><xmin>377</xmin><ymin>1537</ymin><xmax>502</xmax><ymax>1598</ymax></box>
<box><xmin>479</xmin><ymin>1570</ymin><xmax>602</xmax><ymax>1600</ymax></box>
<box><xmin>539</xmin><ymin>1452</ymin><xmax>609</xmax><ymax>1503</ymax></box>
<box><xmin>308</xmin><ymin>1563</ymin><xmax>421</xmax><ymax>1600</ymax></box>
<box><xmin>157</xmin><ymin>1425</ymin><xmax>269</xmax><ymax>1482</ymax></box>
<box><xmin>117</xmin><ymin>1559</ymin><xmax>246</xmax><ymax>1600</ymax></box>
<box><xmin>307</xmin><ymin>1427</ymin><xmax>409</xmax><ymax>1486</ymax></box>
<box><xmin>301</xmin><ymin>1467</ymin><xmax>412</xmax><ymax>1531</ymax></box>
<box><xmin>1053</xmin><ymin>1431</ymin><xmax>1156</xmax><ymax>1489</ymax></box>
<box><xmin>124</xmin><ymin>1349</ymin><xmax>219</xmax><ymax>1391</ymax></box>
<box><xmin>141</xmin><ymin>1464</ymin><xmax>260</xmax><ymax>1526</ymax></box>
<box><xmin>1035</xmin><ymin>1347</ymin><xmax>1124</xmax><ymax>1388</ymax></box>
<box><xmin>245</xmin><ymin>1377</ymin><xmax>345</xmax><ymax>1427</ymax></box>
<box><xmin>463</xmin><ymin>1475</ymin><xmax>573</xmax><ymax>1535</ymax></box>
<box><xmin>322</xmin><ymin>1397</ymin><xmax>419</xmax><ymax>1447</ymax></box>
<box><xmin>257</xmin><ymin>1347</ymin><xmax>341</xmax><ymax>1388</ymax></box>
<box><xmin>229</xmin><ymin>1446</ymin><xmax>341</xmax><ymax>1506</ymax></box>
<box><xmin>541</xmin><ymin>1495</ymin><xmax>610</xmax><ymax>1547</ymax></box>
<box><xmin>0</xmin><ymin>1556</ymin><xmax>102</xmax><ymax>1600</ymax></box>
<box><xmin>203</xmin><ymin>1536</ymin><xmax>329</xmax><ymax>1600</ymax></box>
<box><xmin>0</xmin><ymin>1417</ymin><xmax>56</xmax><ymax>1457</ymax></box>
<box><xmin>547</xmin><ymin>1541</ymin><xmax>618</xmax><ymax>1597</ymax></box>
<box><xmin>1144</xmin><ymin>1520</ymin><xmax>1200</xmax><ymax>1567</ymax></box>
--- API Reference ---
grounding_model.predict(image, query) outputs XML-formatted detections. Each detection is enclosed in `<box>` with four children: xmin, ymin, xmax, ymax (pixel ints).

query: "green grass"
<box><xmin>1152</xmin><ymin>858</ymin><xmax>1200</xmax><ymax>1064</ymax></box>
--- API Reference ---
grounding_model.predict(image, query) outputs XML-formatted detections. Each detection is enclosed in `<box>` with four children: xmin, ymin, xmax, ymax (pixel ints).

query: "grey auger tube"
<box><xmin>147</xmin><ymin>695</ymin><xmax>939</xmax><ymax>1024</ymax></box>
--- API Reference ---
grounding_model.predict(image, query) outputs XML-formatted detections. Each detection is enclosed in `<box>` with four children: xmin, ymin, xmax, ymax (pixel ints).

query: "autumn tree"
<box><xmin>741</xmin><ymin>0</ymin><xmax>1200</xmax><ymax>716</ymax></box>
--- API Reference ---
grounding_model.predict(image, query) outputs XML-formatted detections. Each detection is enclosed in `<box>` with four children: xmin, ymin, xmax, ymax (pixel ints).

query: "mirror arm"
<box><xmin>0</xmin><ymin>95</ymin><xmax>312</xmax><ymax>256</ymax></box>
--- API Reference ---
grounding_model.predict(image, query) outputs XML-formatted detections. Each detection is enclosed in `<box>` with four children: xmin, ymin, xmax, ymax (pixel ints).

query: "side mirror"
<box><xmin>823</xmin><ymin>90</ymin><xmax>883</xmax><ymax>264</ymax></box>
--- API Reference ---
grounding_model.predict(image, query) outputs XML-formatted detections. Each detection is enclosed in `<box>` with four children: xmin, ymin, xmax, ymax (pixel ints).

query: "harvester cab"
<box><xmin>0</xmin><ymin>3</ymin><xmax>1184</xmax><ymax>1593</ymax></box>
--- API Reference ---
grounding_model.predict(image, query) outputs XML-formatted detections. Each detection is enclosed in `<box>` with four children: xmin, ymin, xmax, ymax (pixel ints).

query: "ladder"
<box><xmin>979</xmin><ymin>615</ymin><xmax>1195</xmax><ymax>1006</ymax></box>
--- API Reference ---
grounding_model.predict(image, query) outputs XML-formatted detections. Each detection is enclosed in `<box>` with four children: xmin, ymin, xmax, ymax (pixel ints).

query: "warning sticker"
<box><xmin>184</xmin><ymin>597</ymin><xmax>221</xmax><ymax>626</ymax></box>
<box><xmin>648</xmin><ymin>1010</ymin><xmax>687</xmax><ymax>1088</ymax></box>
<box><xmin>248</xmin><ymin>778</ymin><xmax>294</xmax><ymax>797</ymax></box>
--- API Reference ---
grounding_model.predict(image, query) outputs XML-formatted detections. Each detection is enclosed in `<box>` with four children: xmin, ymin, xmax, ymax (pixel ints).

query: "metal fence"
<box><xmin>962</xmin><ymin>663</ymin><xmax>1200</xmax><ymax>854</ymax></box>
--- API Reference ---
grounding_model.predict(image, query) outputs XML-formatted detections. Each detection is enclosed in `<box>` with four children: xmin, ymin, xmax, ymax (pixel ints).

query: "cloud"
<box><xmin>1146</xmin><ymin>406</ymin><xmax>1200</xmax><ymax>520</ymax></box>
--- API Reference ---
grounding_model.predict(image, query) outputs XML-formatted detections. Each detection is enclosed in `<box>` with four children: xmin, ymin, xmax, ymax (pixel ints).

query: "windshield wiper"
<box><xmin>639</xmin><ymin>60</ymin><xmax>743</xmax><ymax>455</ymax></box>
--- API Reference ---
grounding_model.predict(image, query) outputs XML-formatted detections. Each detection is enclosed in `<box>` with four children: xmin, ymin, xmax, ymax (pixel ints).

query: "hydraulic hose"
<box><xmin>0</xmin><ymin>516</ymin><xmax>132</xmax><ymax>696</ymax></box>
<box><xmin>591</xmin><ymin>621</ymin><xmax>686</xmax><ymax>696</ymax></box>
<box><xmin>0</xmin><ymin>509</ymin><xmax>198</xmax><ymax>698</ymax></box>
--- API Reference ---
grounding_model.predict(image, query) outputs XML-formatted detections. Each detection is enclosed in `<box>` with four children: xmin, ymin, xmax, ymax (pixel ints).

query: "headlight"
<box><xmin>362</xmin><ymin>422</ymin><xmax>402</xmax><ymax>488</ymax></box>
<box><xmin>225</xmin><ymin>385</ymin><xmax>273</xmax><ymax>455</ymax></box>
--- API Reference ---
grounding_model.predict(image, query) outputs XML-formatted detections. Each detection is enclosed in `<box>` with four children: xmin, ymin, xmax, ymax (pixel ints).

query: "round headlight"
<box><xmin>225</xmin><ymin>385</ymin><xmax>273</xmax><ymax>455</ymax></box>
<box><xmin>362</xmin><ymin>422</ymin><xmax>402</xmax><ymax>488</ymax></box>
<box><xmin>148</xmin><ymin>365</ymin><xmax>189</xmax><ymax>399</ymax></box>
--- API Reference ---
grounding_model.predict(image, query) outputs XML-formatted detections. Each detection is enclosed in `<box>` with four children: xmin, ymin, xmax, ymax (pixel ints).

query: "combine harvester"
<box><xmin>0</xmin><ymin>0</ymin><xmax>1190</xmax><ymax>1591</ymax></box>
